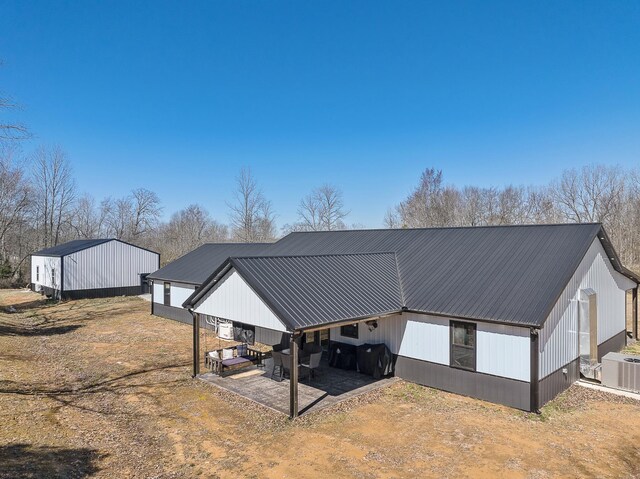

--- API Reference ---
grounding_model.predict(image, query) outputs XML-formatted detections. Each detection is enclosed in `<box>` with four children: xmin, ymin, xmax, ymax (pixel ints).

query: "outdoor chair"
<box><xmin>280</xmin><ymin>351</ymin><xmax>295</xmax><ymax>380</ymax></box>
<box><xmin>300</xmin><ymin>351</ymin><xmax>322</xmax><ymax>382</ymax></box>
<box><xmin>270</xmin><ymin>351</ymin><xmax>284</xmax><ymax>380</ymax></box>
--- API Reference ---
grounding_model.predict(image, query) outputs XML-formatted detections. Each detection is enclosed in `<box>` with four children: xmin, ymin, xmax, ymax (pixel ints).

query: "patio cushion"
<box><xmin>222</xmin><ymin>357</ymin><xmax>251</xmax><ymax>367</ymax></box>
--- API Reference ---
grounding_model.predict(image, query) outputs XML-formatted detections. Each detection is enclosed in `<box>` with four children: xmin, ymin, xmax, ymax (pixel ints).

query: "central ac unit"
<box><xmin>218</xmin><ymin>322</ymin><xmax>234</xmax><ymax>340</ymax></box>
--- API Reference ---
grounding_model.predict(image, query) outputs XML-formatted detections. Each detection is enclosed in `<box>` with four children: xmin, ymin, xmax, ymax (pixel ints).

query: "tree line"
<box><xmin>385</xmin><ymin>166</ymin><xmax>640</xmax><ymax>270</ymax></box>
<box><xmin>0</xmin><ymin>136</ymin><xmax>352</xmax><ymax>284</ymax></box>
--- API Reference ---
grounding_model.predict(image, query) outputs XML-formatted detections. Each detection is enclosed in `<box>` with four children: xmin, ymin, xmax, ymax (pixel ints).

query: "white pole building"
<box><xmin>31</xmin><ymin>239</ymin><xmax>159</xmax><ymax>300</ymax></box>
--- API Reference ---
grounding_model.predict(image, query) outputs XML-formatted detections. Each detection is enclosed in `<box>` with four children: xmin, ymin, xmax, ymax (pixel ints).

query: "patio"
<box><xmin>199</xmin><ymin>357</ymin><xmax>398</xmax><ymax>416</ymax></box>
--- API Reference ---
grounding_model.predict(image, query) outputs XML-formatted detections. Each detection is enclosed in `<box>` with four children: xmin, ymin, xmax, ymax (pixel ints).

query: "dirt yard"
<box><xmin>1</xmin><ymin>289</ymin><xmax>640</xmax><ymax>478</ymax></box>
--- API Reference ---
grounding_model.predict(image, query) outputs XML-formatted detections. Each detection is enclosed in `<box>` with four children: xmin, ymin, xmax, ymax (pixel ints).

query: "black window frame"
<box><xmin>450</xmin><ymin>320</ymin><xmax>477</xmax><ymax>371</ymax></box>
<box><xmin>51</xmin><ymin>268</ymin><xmax>55</xmax><ymax>285</ymax></box>
<box><xmin>163</xmin><ymin>282</ymin><xmax>171</xmax><ymax>306</ymax></box>
<box><xmin>36</xmin><ymin>266</ymin><xmax>39</xmax><ymax>282</ymax></box>
<box><xmin>340</xmin><ymin>323</ymin><xmax>359</xmax><ymax>339</ymax></box>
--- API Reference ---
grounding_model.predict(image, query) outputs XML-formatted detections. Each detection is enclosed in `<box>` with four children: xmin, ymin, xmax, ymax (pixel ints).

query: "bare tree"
<box><xmin>32</xmin><ymin>145</ymin><xmax>76</xmax><ymax>247</ymax></box>
<box><xmin>0</xmin><ymin>146</ymin><xmax>31</xmax><ymax>275</ymax></box>
<box><xmin>297</xmin><ymin>184</ymin><xmax>349</xmax><ymax>231</ymax></box>
<box><xmin>551</xmin><ymin>165</ymin><xmax>623</xmax><ymax>224</ymax></box>
<box><xmin>0</xmin><ymin>61</ymin><xmax>30</xmax><ymax>143</ymax></box>
<box><xmin>129</xmin><ymin>188</ymin><xmax>162</xmax><ymax>239</ymax></box>
<box><xmin>102</xmin><ymin>188</ymin><xmax>162</xmax><ymax>242</ymax></box>
<box><xmin>161</xmin><ymin>204</ymin><xmax>228</xmax><ymax>262</ymax></box>
<box><xmin>228</xmin><ymin>167</ymin><xmax>276</xmax><ymax>242</ymax></box>
<box><xmin>383</xmin><ymin>208</ymin><xmax>401</xmax><ymax>229</ymax></box>
<box><xmin>71</xmin><ymin>194</ymin><xmax>105</xmax><ymax>239</ymax></box>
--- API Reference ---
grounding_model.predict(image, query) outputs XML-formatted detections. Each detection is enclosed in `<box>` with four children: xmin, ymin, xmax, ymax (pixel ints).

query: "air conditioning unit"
<box><xmin>218</xmin><ymin>322</ymin><xmax>234</xmax><ymax>340</ymax></box>
<box><xmin>601</xmin><ymin>352</ymin><xmax>640</xmax><ymax>393</ymax></box>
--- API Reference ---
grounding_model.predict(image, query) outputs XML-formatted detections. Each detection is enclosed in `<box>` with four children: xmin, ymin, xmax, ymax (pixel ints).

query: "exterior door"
<box><xmin>579</xmin><ymin>289</ymin><xmax>598</xmax><ymax>377</ymax></box>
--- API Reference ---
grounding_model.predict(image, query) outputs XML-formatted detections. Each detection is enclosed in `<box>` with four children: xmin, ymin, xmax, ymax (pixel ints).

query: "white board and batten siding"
<box><xmin>31</xmin><ymin>255</ymin><xmax>61</xmax><ymax>290</ymax></box>
<box><xmin>539</xmin><ymin>237</ymin><xmax>636</xmax><ymax>379</ymax></box>
<box><xmin>193</xmin><ymin>268</ymin><xmax>288</xmax><ymax>332</ymax></box>
<box><xmin>63</xmin><ymin>240</ymin><xmax>159</xmax><ymax>291</ymax></box>
<box><xmin>330</xmin><ymin>312</ymin><xmax>530</xmax><ymax>382</ymax></box>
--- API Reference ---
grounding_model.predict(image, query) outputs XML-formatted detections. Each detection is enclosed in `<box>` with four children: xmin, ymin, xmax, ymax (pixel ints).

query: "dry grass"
<box><xmin>2</xmin><ymin>289</ymin><xmax>640</xmax><ymax>478</ymax></box>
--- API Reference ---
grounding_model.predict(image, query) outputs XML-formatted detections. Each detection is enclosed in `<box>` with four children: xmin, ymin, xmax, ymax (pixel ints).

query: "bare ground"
<box><xmin>1</xmin><ymin>289</ymin><xmax>640</xmax><ymax>478</ymax></box>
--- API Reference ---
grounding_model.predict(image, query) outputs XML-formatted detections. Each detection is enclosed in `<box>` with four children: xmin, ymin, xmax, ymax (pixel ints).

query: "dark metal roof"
<box><xmin>147</xmin><ymin>243</ymin><xmax>271</xmax><ymax>284</ymax></box>
<box><xmin>186</xmin><ymin>223</ymin><xmax>638</xmax><ymax>330</ymax></box>
<box><xmin>188</xmin><ymin>252</ymin><xmax>404</xmax><ymax>331</ymax></box>
<box><xmin>33</xmin><ymin>239</ymin><xmax>112</xmax><ymax>257</ymax></box>
<box><xmin>32</xmin><ymin>239</ymin><xmax>159</xmax><ymax>258</ymax></box>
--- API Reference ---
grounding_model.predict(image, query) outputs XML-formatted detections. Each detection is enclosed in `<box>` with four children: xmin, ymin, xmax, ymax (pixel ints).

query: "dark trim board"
<box><xmin>598</xmin><ymin>330</ymin><xmax>626</xmax><ymax>362</ymax></box>
<box><xmin>62</xmin><ymin>286</ymin><xmax>143</xmax><ymax>300</ymax></box>
<box><xmin>152</xmin><ymin>303</ymin><xmax>193</xmax><ymax>323</ymax></box>
<box><xmin>394</xmin><ymin>355</ymin><xmax>531</xmax><ymax>411</ymax></box>
<box><xmin>538</xmin><ymin>358</ymin><xmax>580</xmax><ymax>407</ymax></box>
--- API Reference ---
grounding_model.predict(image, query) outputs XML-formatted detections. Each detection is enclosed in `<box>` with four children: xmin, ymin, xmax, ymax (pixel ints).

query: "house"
<box><xmin>147</xmin><ymin>243</ymin><xmax>271</xmax><ymax>324</ymax></box>
<box><xmin>31</xmin><ymin>239</ymin><xmax>160</xmax><ymax>300</ymax></box>
<box><xmin>182</xmin><ymin>223</ymin><xmax>639</xmax><ymax>417</ymax></box>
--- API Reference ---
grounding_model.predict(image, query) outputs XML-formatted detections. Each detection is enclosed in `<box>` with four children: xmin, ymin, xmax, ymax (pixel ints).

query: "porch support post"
<box><xmin>530</xmin><ymin>328</ymin><xmax>540</xmax><ymax>414</ymax></box>
<box><xmin>633</xmin><ymin>287</ymin><xmax>638</xmax><ymax>341</ymax></box>
<box><xmin>289</xmin><ymin>332</ymin><xmax>300</xmax><ymax>419</ymax></box>
<box><xmin>192</xmin><ymin>310</ymin><xmax>200</xmax><ymax>378</ymax></box>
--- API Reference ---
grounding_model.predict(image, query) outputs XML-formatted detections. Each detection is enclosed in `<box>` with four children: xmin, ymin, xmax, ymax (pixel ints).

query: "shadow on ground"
<box><xmin>0</xmin><ymin>321</ymin><xmax>83</xmax><ymax>337</ymax></box>
<box><xmin>0</xmin><ymin>443</ymin><xmax>103</xmax><ymax>479</ymax></box>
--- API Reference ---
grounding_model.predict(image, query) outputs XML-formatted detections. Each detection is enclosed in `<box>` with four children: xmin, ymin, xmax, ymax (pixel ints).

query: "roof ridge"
<box><xmin>285</xmin><ymin>222</ymin><xmax>602</xmax><ymax>235</ymax></box>
<box><xmin>230</xmin><ymin>251</ymin><xmax>399</xmax><ymax>260</ymax></box>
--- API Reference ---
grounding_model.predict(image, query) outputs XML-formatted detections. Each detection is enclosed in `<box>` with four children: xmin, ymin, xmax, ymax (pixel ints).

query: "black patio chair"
<box><xmin>271</xmin><ymin>351</ymin><xmax>284</xmax><ymax>380</ymax></box>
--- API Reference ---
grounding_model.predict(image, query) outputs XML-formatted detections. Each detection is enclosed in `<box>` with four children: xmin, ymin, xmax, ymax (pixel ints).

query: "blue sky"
<box><xmin>1</xmin><ymin>1</ymin><xmax>639</xmax><ymax>228</ymax></box>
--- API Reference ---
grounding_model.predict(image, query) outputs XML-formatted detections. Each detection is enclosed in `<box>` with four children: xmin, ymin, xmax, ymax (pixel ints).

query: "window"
<box><xmin>51</xmin><ymin>268</ymin><xmax>55</xmax><ymax>285</ymax></box>
<box><xmin>36</xmin><ymin>266</ymin><xmax>39</xmax><ymax>282</ymax></box>
<box><xmin>164</xmin><ymin>282</ymin><xmax>171</xmax><ymax>306</ymax></box>
<box><xmin>450</xmin><ymin>321</ymin><xmax>476</xmax><ymax>371</ymax></box>
<box><xmin>340</xmin><ymin>323</ymin><xmax>359</xmax><ymax>339</ymax></box>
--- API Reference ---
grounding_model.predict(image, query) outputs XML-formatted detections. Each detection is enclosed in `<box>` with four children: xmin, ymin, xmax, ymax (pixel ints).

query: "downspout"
<box><xmin>530</xmin><ymin>327</ymin><xmax>540</xmax><ymax>413</ymax></box>
<box><xmin>190</xmin><ymin>308</ymin><xmax>200</xmax><ymax>378</ymax></box>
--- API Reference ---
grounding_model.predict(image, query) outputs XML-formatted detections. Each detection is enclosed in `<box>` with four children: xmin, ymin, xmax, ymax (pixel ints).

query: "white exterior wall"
<box><xmin>153</xmin><ymin>281</ymin><xmax>164</xmax><ymax>302</ymax></box>
<box><xmin>151</xmin><ymin>281</ymin><xmax>195</xmax><ymax>307</ymax></box>
<box><xmin>63</xmin><ymin>240</ymin><xmax>159</xmax><ymax>291</ymax></box>
<box><xmin>170</xmin><ymin>282</ymin><xmax>195</xmax><ymax>308</ymax></box>
<box><xmin>193</xmin><ymin>268</ymin><xmax>287</xmax><ymax>332</ymax></box>
<box><xmin>31</xmin><ymin>255</ymin><xmax>61</xmax><ymax>290</ymax></box>
<box><xmin>539</xmin><ymin>238</ymin><xmax>636</xmax><ymax>378</ymax></box>
<box><xmin>330</xmin><ymin>312</ymin><xmax>530</xmax><ymax>382</ymax></box>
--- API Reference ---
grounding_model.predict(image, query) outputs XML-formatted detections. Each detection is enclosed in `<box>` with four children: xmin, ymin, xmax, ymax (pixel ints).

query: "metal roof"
<box><xmin>147</xmin><ymin>243</ymin><xmax>271</xmax><ymax>284</ymax></box>
<box><xmin>185</xmin><ymin>223</ymin><xmax>638</xmax><ymax>330</ymax></box>
<box><xmin>229</xmin><ymin>253</ymin><xmax>404</xmax><ymax>331</ymax></box>
<box><xmin>32</xmin><ymin>239</ymin><xmax>159</xmax><ymax>258</ymax></box>
<box><xmin>33</xmin><ymin>239</ymin><xmax>113</xmax><ymax>257</ymax></box>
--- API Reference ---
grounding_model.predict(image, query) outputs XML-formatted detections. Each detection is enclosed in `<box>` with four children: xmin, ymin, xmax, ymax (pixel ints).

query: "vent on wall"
<box><xmin>601</xmin><ymin>352</ymin><xmax>640</xmax><ymax>393</ymax></box>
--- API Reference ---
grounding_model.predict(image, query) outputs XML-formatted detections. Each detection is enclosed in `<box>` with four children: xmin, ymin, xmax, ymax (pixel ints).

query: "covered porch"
<box><xmin>198</xmin><ymin>355</ymin><xmax>398</xmax><ymax>416</ymax></box>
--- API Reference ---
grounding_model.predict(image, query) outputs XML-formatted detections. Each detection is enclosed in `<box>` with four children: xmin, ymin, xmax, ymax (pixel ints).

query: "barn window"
<box><xmin>36</xmin><ymin>266</ymin><xmax>39</xmax><ymax>282</ymax></box>
<box><xmin>340</xmin><ymin>323</ymin><xmax>359</xmax><ymax>339</ymax></box>
<box><xmin>450</xmin><ymin>321</ymin><xmax>476</xmax><ymax>371</ymax></box>
<box><xmin>163</xmin><ymin>282</ymin><xmax>171</xmax><ymax>306</ymax></box>
<box><xmin>51</xmin><ymin>268</ymin><xmax>55</xmax><ymax>285</ymax></box>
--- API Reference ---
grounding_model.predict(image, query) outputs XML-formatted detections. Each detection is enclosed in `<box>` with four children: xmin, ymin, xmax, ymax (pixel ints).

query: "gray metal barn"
<box><xmin>31</xmin><ymin>239</ymin><xmax>159</xmax><ymax>300</ymax></box>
